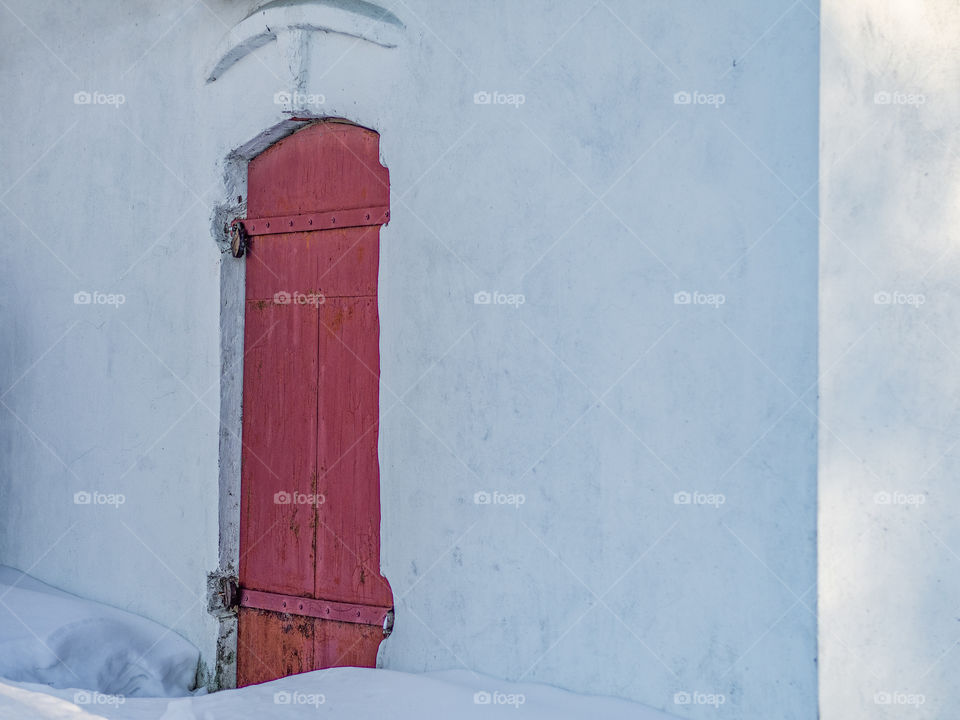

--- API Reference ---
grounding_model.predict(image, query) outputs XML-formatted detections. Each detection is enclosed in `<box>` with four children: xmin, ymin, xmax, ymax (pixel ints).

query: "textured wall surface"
<box><xmin>0</xmin><ymin>1</ymin><xmax>819</xmax><ymax>717</ymax></box>
<box><xmin>819</xmin><ymin>1</ymin><xmax>960</xmax><ymax>718</ymax></box>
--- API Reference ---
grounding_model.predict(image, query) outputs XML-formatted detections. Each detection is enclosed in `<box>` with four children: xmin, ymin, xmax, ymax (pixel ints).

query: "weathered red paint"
<box><xmin>237</xmin><ymin>121</ymin><xmax>392</xmax><ymax>687</ymax></box>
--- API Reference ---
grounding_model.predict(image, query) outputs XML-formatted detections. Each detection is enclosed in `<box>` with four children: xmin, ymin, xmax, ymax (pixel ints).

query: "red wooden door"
<box><xmin>236</xmin><ymin>121</ymin><xmax>393</xmax><ymax>686</ymax></box>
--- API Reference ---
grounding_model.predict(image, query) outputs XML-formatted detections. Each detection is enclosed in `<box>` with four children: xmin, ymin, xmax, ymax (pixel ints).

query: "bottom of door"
<box><xmin>236</xmin><ymin>606</ymin><xmax>388</xmax><ymax>687</ymax></box>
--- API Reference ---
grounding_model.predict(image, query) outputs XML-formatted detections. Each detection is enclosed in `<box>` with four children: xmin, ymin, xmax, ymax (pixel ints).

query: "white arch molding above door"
<box><xmin>205</xmin><ymin>0</ymin><xmax>404</xmax><ymax>85</ymax></box>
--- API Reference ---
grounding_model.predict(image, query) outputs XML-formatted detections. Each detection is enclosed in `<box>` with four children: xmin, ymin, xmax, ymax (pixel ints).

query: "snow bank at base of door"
<box><xmin>0</xmin><ymin>566</ymin><xmax>199</xmax><ymax>697</ymax></box>
<box><xmin>0</xmin><ymin>666</ymin><xmax>684</xmax><ymax>720</ymax></box>
<box><xmin>0</xmin><ymin>565</ymin><xmax>682</xmax><ymax>719</ymax></box>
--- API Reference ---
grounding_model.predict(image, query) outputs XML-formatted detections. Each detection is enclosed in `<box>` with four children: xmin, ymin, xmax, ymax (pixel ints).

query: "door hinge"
<box><xmin>239</xmin><ymin>587</ymin><xmax>392</xmax><ymax>632</ymax></box>
<box><xmin>238</xmin><ymin>205</ymin><xmax>389</xmax><ymax>237</ymax></box>
<box><xmin>229</xmin><ymin>204</ymin><xmax>388</xmax><ymax>256</ymax></box>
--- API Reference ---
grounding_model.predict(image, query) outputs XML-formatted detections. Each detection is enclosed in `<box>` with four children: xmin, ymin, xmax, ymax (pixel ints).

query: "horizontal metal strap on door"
<box><xmin>238</xmin><ymin>205</ymin><xmax>390</xmax><ymax>236</ymax></box>
<box><xmin>239</xmin><ymin>587</ymin><xmax>391</xmax><ymax>626</ymax></box>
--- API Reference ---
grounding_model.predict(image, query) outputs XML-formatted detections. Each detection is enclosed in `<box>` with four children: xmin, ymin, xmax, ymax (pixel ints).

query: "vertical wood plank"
<box><xmin>316</xmin><ymin>296</ymin><xmax>393</xmax><ymax>608</ymax></box>
<box><xmin>239</xmin><ymin>301</ymin><xmax>318</xmax><ymax>596</ymax></box>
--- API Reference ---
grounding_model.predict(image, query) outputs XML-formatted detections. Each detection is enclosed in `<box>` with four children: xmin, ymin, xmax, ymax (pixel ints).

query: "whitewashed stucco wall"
<box><xmin>374</xmin><ymin>4</ymin><xmax>819</xmax><ymax>719</ymax></box>
<box><xmin>1</xmin><ymin>1</ymin><xmax>819</xmax><ymax>717</ymax></box>
<box><xmin>0</xmin><ymin>1</ymin><xmax>228</xmax><ymax>684</ymax></box>
<box><xmin>820</xmin><ymin>2</ymin><xmax>960</xmax><ymax>718</ymax></box>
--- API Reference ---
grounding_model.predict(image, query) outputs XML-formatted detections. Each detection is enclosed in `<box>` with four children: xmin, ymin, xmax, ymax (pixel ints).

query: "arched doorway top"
<box><xmin>206</xmin><ymin>0</ymin><xmax>403</xmax><ymax>83</ymax></box>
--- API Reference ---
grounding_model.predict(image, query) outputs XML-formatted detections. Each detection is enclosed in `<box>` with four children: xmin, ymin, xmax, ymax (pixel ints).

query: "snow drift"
<box><xmin>0</xmin><ymin>566</ymin><xmax>684</xmax><ymax>719</ymax></box>
<box><xmin>0</xmin><ymin>566</ymin><xmax>199</xmax><ymax>697</ymax></box>
<box><xmin>0</xmin><ymin>667</ymin><xmax>683</xmax><ymax>719</ymax></box>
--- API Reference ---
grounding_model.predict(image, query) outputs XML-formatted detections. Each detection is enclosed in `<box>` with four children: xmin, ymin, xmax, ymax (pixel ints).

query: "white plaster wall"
<box><xmin>819</xmin><ymin>2</ymin><xmax>960</xmax><ymax>718</ymax></box>
<box><xmin>0</xmin><ymin>0</ymin><xmax>233</xmax><ymax>683</ymax></box>
<box><xmin>0</xmin><ymin>1</ymin><xmax>819</xmax><ymax>717</ymax></box>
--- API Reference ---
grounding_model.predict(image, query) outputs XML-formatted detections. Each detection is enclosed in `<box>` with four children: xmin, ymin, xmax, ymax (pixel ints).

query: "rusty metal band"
<box><xmin>238</xmin><ymin>587</ymin><xmax>391</xmax><ymax>626</ymax></box>
<box><xmin>237</xmin><ymin>205</ymin><xmax>390</xmax><ymax>236</ymax></box>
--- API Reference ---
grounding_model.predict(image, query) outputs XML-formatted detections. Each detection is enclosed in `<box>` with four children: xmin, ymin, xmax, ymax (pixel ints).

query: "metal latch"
<box><xmin>229</xmin><ymin>220</ymin><xmax>247</xmax><ymax>258</ymax></box>
<box><xmin>207</xmin><ymin>571</ymin><xmax>240</xmax><ymax>616</ymax></box>
<box><xmin>223</xmin><ymin>576</ymin><xmax>240</xmax><ymax>609</ymax></box>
